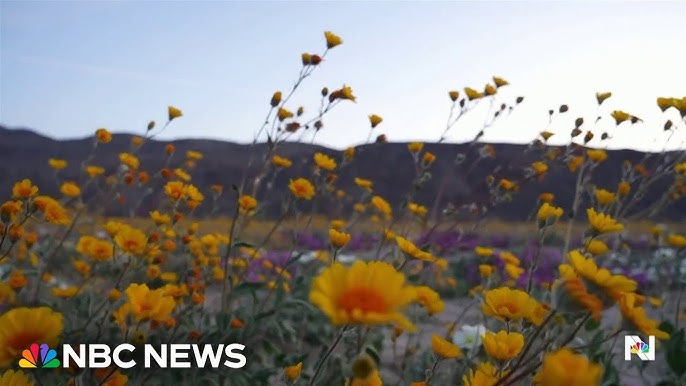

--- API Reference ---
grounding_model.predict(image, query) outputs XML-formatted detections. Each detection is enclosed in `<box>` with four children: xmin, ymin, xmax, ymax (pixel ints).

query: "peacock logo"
<box><xmin>18</xmin><ymin>343</ymin><xmax>61</xmax><ymax>368</ymax></box>
<box><xmin>625</xmin><ymin>335</ymin><xmax>656</xmax><ymax>361</ymax></box>
<box><xmin>630</xmin><ymin>341</ymin><xmax>649</xmax><ymax>354</ymax></box>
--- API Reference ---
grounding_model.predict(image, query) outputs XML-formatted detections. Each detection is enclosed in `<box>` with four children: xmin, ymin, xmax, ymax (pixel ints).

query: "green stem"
<box><xmin>425</xmin><ymin>357</ymin><xmax>441</xmax><ymax>385</ymax></box>
<box><xmin>308</xmin><ymin>325</ymin><xmax>348</xmax><ymax>386</ymax></box>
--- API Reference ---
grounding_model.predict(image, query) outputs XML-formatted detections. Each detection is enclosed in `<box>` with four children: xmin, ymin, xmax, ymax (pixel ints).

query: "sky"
<box><xmin>1</xmin><ymin>1</ymin><xmax>685</xmax><ymax>151</ymax></box>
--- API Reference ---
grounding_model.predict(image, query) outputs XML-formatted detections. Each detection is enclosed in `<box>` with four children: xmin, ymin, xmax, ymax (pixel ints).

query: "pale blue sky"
<box><xmin>1</xmin><ymin>1</ymin><xmax>685</xmax><ymax>151</ymax></box>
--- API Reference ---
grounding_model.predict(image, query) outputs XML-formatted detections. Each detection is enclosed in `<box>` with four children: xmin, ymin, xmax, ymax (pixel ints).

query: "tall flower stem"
<box><xmin>526</xmin><ymin>227</ymin><xmax>547</xmax><ymax>293</ymax></box>
<box><xmin>563</xmin><ymin>160</ymin><xmax>588</xmax><ymax>255</ymax></box>
<box><xmin>308</xmin><ymin>325</ymin><xmax>348</xmax><ymax>386</ymax></box>
<box><xmin>425</xmin><ymin>357</ymin><xmax>441</xmax><ymax>385</ymax></box>
<box><xmin>220</xmin><ymin>189</ymin><xmax>242</xmax><ymax>313</ymax></box>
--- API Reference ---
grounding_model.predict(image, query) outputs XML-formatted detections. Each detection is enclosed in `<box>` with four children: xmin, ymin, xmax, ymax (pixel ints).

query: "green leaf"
<box><xmin>587</xmin><ymin>330</ymin><xmax>605</xmax><ymax>358</ymax></box>
<box><xmin>232</xmin><ymin>241</ymin><xmax>254</xmax><ymax>249</ymax></box>
<box><xmin>254</xmin><ymin>309</ymin><xmax>276</xmax><ymax>321</ymax></box>
<box><xmin>659</xmin><ymin>320</ymin><xmax>675</xmax><ymax>335</ymax></box>
<box><xmin>262</xmin><ymin>339</ymin><xmax>275</xmax><ymax>354</ymax></box>
<box><xmin>664</xmin><ymin>328</ymin><xmax>686</xmax><ymax>377</ymax></box>
<box><xmin>585</xmin><ymin>318</ymin><xmax>601</xmax><ymax>331</ymax></box>
<box><xmin>284</xmin><ymin>298</ymin><xmax>318</xmax><ymax>313</ymax></box>
<box><xmin>407</xmin><ymin>274</ymin><xmax>421</xmax><ymax>282</ymax></box>
<box><xmin>365</xmin><ymin>346</ymin><xmax>380</xmax><ymax>365</ymax></box>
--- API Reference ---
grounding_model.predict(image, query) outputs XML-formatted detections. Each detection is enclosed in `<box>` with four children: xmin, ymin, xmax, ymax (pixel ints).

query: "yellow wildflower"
<box><xmin>60</xmin><ymin>181</ymin><xmax>81</xmax><ymax>197</ymax></box>
<box><xmin>482</xmin><ymin>330</ymin><xmax>524</xmax><ymax>360</ymax></box>
<box><xmin>48</xmin><ymin>158</ymin><xmax>67</xmax><ymax>170</ymax></box>
<box><xmin>482</xmin><ymin>287</ymin><xmax>545</xmax><ymax>325</ymax></box>
<box><xmin>537</xmin><ymin>202</ymin><xmax>564</xmax><ymax>224</ymax></box>
<box><xmin>324</xmin><ymin>31</ymin><xmax>342</xmax><ymax>48</ymax></box>
<box><xmin>368</xmin><ymin>114</ymin><xmax>383</xmax><ymax>128</ymax></box>
<box><xmin>407</xmin><ymin>142</ymin><xmax>424</xmax><ymax>153</ymax></box>
<box><xmin>587</xmin><ymin>239</ymin><xmax>608</xmax><ymax>255</ymax></box>
<box><xmin>0</xmin><ymin>307</ymin><xmax>63</xmax><ymax>367</ymax></box>
<box><xmin>238</xmin><ymin>195</ymin><xmax>258</xmax><ymax>215</ymax></box>
<box><xmin>95</xmin><ymin>128</ymin><xmax>112</xmax><ymax>143</ymax></box>
<box><xmin>567</xmin><ymin>250</ymin><xmax>636</xmax><ymax>301</ymax></box>
<box><xmin>12</xmin><ymin>179</ymin><xmax>39</xmax><ymax>199</ymax></box>
<box><xmin>594</xmin><ymin>188</ymin><xmax>616</xmax><ymax>205</ymax></box>
<box><xmin>533</xmin><ymin>348</ymin><xmax>603</xmax><ymax>386</ymax></box>
<box><xmin>289</xmin><ymin>178</ymin><xmax>315</xmax><ymax>200</ymax></box>
<box><xmin>314</xmin><ymin>152</ymin><xmax>337</xmax><ymax>171</ymax></box>
<box><xmin>474</xmin><ymin>246</ymin><xmax>493</xmax><ymax>257</ymax></box>
<box><xmin>587</xmin><ymin>208</ymin><xmax>623</xmax><ymax>234</ymax></box>
<box><xmin>568</xmin><ymin>156</ymin><xmax>583</xmax><ymax>172</ymax></box>
<box><xmin>619</xmin><ymin>293</ymin><xmax>669</xmax><ymax>340</ymax></box>
<box><xmin>667</xmin><ymin>234</ymin><xmax>686</xmax><ymax>248</ymax></box>
<box><xmin>395</xmin><ymin>236</ymin><xmax>434</xmax><ymax>262</ymax></box>
<box><xmin>596</xmin><ymin>92</ymin><xmax>612</xmax><ymax>105</ymax></box>
<box><xmin>85</xmin><ymin>165</ymin><xmax>105</xmax><ymax>178</ymax></box>
<box><xmin>617</xmin><ymin>181</ymin><xmax>631</xmax><ymax>196</ymax></box>
<box><xmin>168</xmin><ymin>105</ymin><xmax>183</xmax><ymax>120</ymax></box>
<box><xmin>463</xmin><ymin>362</ymin><xmax>501</xmax><ymax>386</ymax></box>
<box><xmin>370</xmin><ymin>196</ymin><xmax>392</xmax><ymax>219</ymax></box>
<box><xmin>0</xmin><ymin>369</ymin><xmax>35</xmax><ymax>385</ymax></box>
<box><xmin>309</xmin><ymin>261</ymin><xmax>418</xmax><ymax>331</ymax></box>
<box><xmin>586</xmin><ymin>149</ymin><xmax>608</xmax><ymax>163</ymax></box>
<box><xmin>431</xmin><ymin>334</ymin><xmax>463</xmax><ymax>358</ymax></box>
<box><xmin>611</xmin><ymin>110</ymin><xmax>631</xmax><ymax>125</ymax></box>
<box><xmin>272</xmin><ymin>155</ymin><xmax>292</xmax><ymax>168</ymax></box>
<box><xmin>125</xmin><ymin>283</ymin><xmax>176</xmax><ymax>322</ymax></box>
<box><xmin>329</xmin><ymin>228</ymin><xmax>351</xmax><ymax>249</ymax></box>
<box><xmin>284</xmin><ymin>361</ymin><xmax>302</xmax><ymax>381</ymax></box>
<box><xmin>354</xmin><ymin>178</ymin><xmax>373</xmax><ymax>192</ymax></box>
<box><xmin>531</xmin><ymin>161</ymin><xmax>548</xmax><ymax>176</ymax></box>
<box><xmin>119</xmin><ymin>152</ymin><xmax>140</xmax><ymax>169</ymax></box>
<box><xmin>464</xmin><ymin>87</ymin><xmax>483</xmax><ymax>100</ymax></box>
<box><xmin>114</xmin><ymin>226</ymin><xmax>148</xmax><ymax>255</ymax></box>
<box><xmin>51</xmin><ymin>286</ymin><xmax>79</xmax><ymax>298</ymax></box>
<box><xmin>415</xmin><ymin>286</ymin><xmax>444</xmax><ymax>316</ymax></box>
<box><xmin>407</xmin><ymin>202</ymin><xmax>427</xmax><ymax>217</ymax></box>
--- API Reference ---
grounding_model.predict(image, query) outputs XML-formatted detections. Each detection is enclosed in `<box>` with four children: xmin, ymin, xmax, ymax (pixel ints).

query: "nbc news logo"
<box><xmin>17</xmin><ymin>342</ymin><xmax>247</xmax><ymax>369</ymax></box>
<box><xmin>625</xmin><ymin>335</ymin><xmax>655</xmax><ymax>361</ymax></box>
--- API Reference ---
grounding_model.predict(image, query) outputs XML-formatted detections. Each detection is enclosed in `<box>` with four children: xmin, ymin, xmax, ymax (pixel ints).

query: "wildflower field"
<box><xmin>2</xmin><ymin>31</ymin><xmax>686</xmax><ymax>386</ymax></box>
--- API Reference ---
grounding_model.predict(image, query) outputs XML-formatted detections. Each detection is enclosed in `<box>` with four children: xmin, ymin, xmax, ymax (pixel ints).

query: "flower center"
<box><xmin>7</xmin><ymin>331</ymin><xmax>44</xmax><ymax>354</ymax></box>
<box><xmin>139</xmin><ymin>302</ymin><xmax>154</xmax><ymax>312</ymax></box>
<box><xmin>338</xmin><ymin>286</ymin><xmax>388</xmax><ymax>314</ymax></box>
<box><xmin>498</xmin><ymin>303</ymin><xmax>519</xmax><ymax>316</ymax></box>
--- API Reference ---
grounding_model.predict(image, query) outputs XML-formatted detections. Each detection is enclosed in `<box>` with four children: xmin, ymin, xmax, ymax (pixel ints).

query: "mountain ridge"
<box><xmin>1</xmin><ymin>125</ymin><xmax>684</xmax><ymax>221</ymax></box>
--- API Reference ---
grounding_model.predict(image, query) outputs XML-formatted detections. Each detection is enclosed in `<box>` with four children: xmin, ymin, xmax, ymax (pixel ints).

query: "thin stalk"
<box><xmin>308</xmin><ymin>325</ymin><xmax>348</xmax><ymax>386</ymax></box>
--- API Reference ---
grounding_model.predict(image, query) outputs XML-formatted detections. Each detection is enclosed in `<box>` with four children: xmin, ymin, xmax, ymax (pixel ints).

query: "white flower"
<box><xmin>452</xmin><ymin>324</ymin><xmax>486</xmax><ymax>351</ymax></box>
<box><xmin>336</xmin><ymin>253</ymin><xmax>356</xmax><ymax>263</ymax></box>
<box><xmin>298</xmin><ymin>251</ymin><xmax>317</xmax><ymax>263</ymax></box>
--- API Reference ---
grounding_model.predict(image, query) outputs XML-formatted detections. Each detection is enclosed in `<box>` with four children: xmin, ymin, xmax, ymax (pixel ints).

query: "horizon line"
<box><xmin>1</xmin><ymin>124</ymin><xmax>682</xmax><ymax>154</ymax></box>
